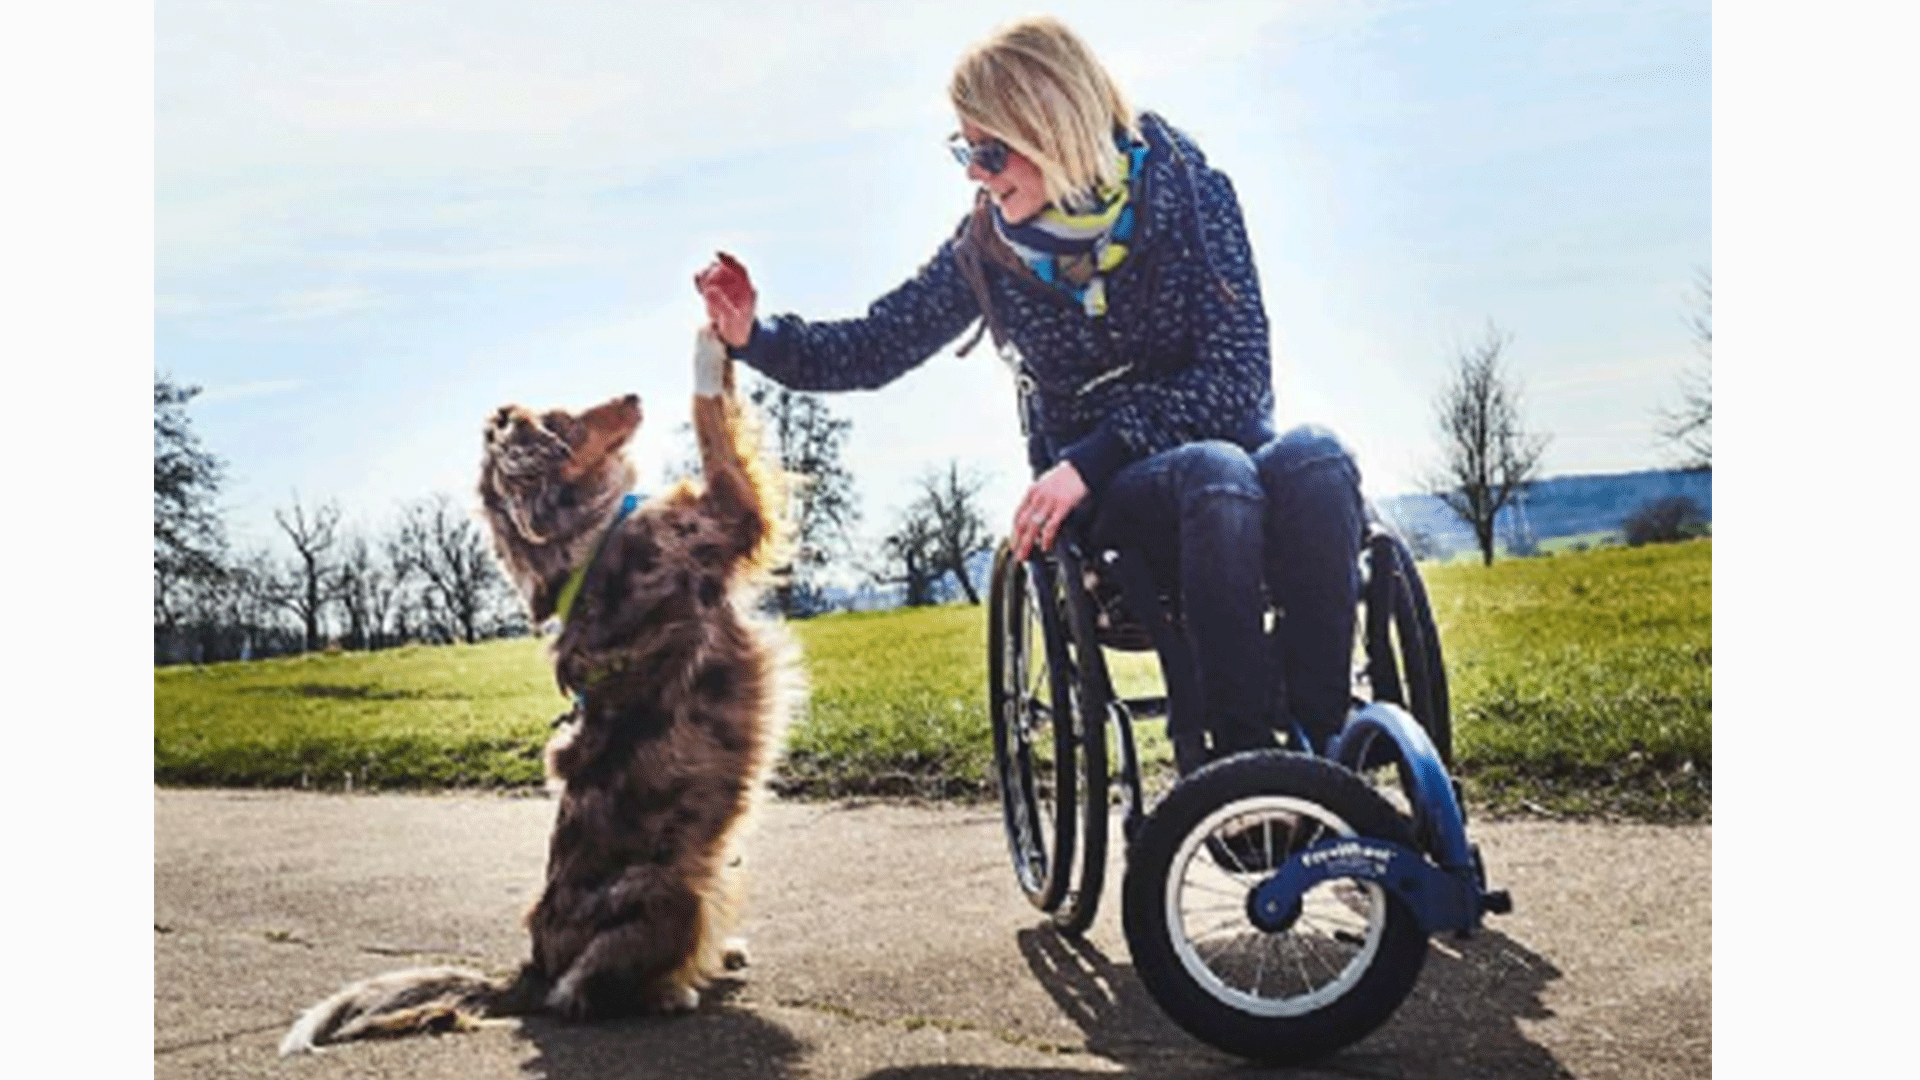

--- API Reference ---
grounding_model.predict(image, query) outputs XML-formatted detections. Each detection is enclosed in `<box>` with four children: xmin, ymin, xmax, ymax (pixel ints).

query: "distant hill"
<box><xmin>1372</xmin><ymin>468</ymin><xmax>1711</xmax><ymax>556</ymax></box>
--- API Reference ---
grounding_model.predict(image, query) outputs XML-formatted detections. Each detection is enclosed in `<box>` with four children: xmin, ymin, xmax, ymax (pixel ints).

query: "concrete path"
<box><xmin>155</xmin><ymin>789</ymin><xmax>1709</xmax><ymax>1079</ymax></box>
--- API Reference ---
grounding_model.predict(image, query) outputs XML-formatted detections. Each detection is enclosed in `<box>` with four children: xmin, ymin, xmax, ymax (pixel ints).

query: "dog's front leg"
<box><xmin>691</xmin><ymin>327</ymin><xmax>772</xmax><ymax>564</ymax></box>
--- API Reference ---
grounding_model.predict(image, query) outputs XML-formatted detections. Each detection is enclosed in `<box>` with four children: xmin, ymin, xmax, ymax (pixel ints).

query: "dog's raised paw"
<box><xmin>722</xmin><ymin>937</ymin><xmax>751</xmax><ymax>971</ymax></box>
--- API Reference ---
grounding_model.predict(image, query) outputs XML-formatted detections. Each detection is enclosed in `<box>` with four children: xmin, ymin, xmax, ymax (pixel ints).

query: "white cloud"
<box><xmin>154</xmin><ymin>294</ymin><xmax>211</xmax><ymax>318</ymax></box>
<box><xmin>1530</xmin><ymin>354</ymin><xmax>1692</xmax><ymax>398</ymax></box>
<box><xmin>156</xmin><ymin>286</ymin><xmax>380</xmax><ymax>328</ymax></box>
<box><xmin>194</xmin><ymin>378</ymin><xmax>307</xmax><ymax>405</ymax></box>
<box><xmin>265</xmin><ymin>285</ymin><xmax>381</xmax><ymax>323</ymax></box>
<box><xmin>330</xmin><ymin>246</ymin><xmax>607</xmax><ymax>274</ymax></box>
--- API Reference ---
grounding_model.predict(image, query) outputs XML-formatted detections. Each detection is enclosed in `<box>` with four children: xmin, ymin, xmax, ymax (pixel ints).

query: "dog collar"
<box><xmin>553</xmin><ymin>492</ymin><xmax>642</xmax><ymax>625</ymax></box>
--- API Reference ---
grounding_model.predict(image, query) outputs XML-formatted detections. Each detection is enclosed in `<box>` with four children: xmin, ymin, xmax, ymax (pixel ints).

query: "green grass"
<box><xmin>154</xmin><ymin>539</ymin><xmax>1710</xmax><ymax>820</ymax></box>
<box><xmin>1425</xmin><ymin>539</ymin><xmax>1711</xmax><ymax>820</ymax></box>
<box><xmin>775</xmin><ymin>605</ymin><xmax>991</xmax><ymax>799</ymax></box>
<box><xmin>154</xmin><ymin>642</ymin><xmax>561</xmax><ymax>790</ymax></box>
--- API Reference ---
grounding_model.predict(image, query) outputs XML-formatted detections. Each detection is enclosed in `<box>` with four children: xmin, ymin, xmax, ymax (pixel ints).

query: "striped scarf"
<box><xmin>990</xmin><ymin>140</ymin><xmax>1149</xmax><ymax>317</ymax></box>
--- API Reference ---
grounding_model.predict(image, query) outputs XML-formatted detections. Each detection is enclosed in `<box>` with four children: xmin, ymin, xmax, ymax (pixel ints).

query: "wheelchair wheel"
<box><xmin>1121</xmin><ymin>750</ymin><xmax>1428</xmax><ymax>1065</ymax></box>
<box><xmin>1363</xmin><ymin>530</ymin><xmax>1453</xmax><ymax>767</ymax></box>
<box><xmin>988</xmin><ymin>544</ymin><xmax>1110</xmax><ymax>930</ymax></box>
<box><xmin>1049</xmin><ymin>543</ymin><xmax>1113</xmax><ymax>936</ymax></box>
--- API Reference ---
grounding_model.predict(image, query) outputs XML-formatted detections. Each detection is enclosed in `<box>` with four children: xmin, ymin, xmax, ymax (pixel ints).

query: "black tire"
<box><xmin>998</xmin><ymin>545</ymin><xmax>1075</xmax><ymax>907</ymax></box>
<box><xmin>989</xmin><ymin>545</ymin><xmax>1109</xmax><ymax>927</ymax></box>
<box><xmin>1121</xmin><ymin>751</ymin><xmax>1429</xmax><ymax>1065</ymax></box>
<box><xmin>1048</xmin><ymin>544</ymin><xmax>1111</xmax><ymax>936</ymax></box>
<box><xmin>1363</xmin><ymin>532</ymin><xmax>1453</xmax><ymax>768</ymax></box>
<box><xmin>1386</xmin><ymin>538</ymin><xmax>1452</xmax><ymax>767</ymax></box>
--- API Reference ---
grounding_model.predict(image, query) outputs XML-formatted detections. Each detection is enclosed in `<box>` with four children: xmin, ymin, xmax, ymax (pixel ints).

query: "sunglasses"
<box><xmin>948</xmin><ymin>133</ymin><xmax>1012</xmax><ymax>175</ymax></box>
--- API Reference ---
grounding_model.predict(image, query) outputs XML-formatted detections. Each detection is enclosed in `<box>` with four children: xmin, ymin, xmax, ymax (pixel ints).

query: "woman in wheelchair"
<box><xmin>698</xmin><ymin>19</ymin><xmax>1506</xmax><ymax>1062</ymax></box>
<box><xmin>695</xmin><ymin>14</ymin><xmax>1365</xmax><ymax>771</ymax></box>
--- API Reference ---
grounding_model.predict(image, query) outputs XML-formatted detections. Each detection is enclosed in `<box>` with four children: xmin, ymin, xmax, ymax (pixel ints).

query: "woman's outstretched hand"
<box><xmin>694</xmin><ymin>252</ymin><xmax>757</xmax><ymax>349</ymax></box>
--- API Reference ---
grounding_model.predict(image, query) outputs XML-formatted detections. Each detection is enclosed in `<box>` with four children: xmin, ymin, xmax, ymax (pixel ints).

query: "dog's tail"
<box><xmin>278</xmin><ymin>964</ymin><xmax>544</xmax><ymax>1056</ymax></box>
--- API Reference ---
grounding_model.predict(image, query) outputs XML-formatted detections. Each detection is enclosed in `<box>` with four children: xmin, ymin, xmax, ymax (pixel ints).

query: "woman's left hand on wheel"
<box><xmin>1012</xmin><ymin>462</ymin><xmax>1088</xmax><ymax>561</ymax></box>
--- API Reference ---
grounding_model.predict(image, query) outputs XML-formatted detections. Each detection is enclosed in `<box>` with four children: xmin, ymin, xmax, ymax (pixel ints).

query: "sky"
<box><xmin>152</xmin><ymin>0</ymin><xmax>1712</xmax><ymax>563</ymax></box>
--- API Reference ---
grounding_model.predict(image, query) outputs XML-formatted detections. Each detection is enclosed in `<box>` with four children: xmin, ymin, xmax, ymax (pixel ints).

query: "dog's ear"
<box><xmin>491</xmin><ymin>471</ymin><xmax>563</xmax><ymax>544</ymax></box>
<box><xmin>482</xmin><ymin>405</ymin><xmax>575</xmax><ymax>543</ymax></box>
<box><xmin>559</xmin><ymin>394</ymin><xmax>642</xmax><ymax>482</ymax></box>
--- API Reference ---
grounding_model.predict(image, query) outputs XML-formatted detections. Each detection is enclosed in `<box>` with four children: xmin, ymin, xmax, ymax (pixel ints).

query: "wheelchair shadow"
<box><xmin>511</xmin><ymin>977</ymin><xmax>808</xmax><ymax>1080</ymax></box>
<box><xmin>856</xmin><ymin>924</ymin><xmax>1571</xmax><ymax>1080</ymax></box>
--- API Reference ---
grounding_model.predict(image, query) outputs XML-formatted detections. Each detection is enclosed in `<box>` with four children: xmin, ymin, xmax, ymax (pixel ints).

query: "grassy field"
<box><xmin>155</xmin><ymin>539</ymin><xmax>1710</xmax><ymax>821</ymax></box>
<box><xmin>153</xmin><ymin>643</ymin><xmax>560</xmax><ymax>790</ymax></box>
<box><xmin>1423</xmin><ymin>540</ymin><xmax>1710</xmax><ymax>820</ymax></box>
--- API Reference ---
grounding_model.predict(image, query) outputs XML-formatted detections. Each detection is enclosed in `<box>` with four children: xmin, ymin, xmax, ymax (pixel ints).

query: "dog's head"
<box><xmin>480</xmin><ymin>393</ymin><xmax>642</xmax><ymax>547</ymax></box>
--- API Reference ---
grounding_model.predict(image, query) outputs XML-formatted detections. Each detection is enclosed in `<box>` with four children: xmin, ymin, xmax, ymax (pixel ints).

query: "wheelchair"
<box><xmin>985</xmin><ymin>515</ymin><xmax>1511</xmax><ymax>1065</ymax></box>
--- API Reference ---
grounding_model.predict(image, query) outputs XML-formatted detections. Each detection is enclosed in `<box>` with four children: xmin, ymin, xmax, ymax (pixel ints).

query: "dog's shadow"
<box><xmin>852</xmin><ymin>924</ymin><xmax>1572</xmax><ymax>1080</ymax></box>
<box><xmin>513</xmin><ymin>979</ymin><xmax>807</xmax><ymax>1080</ymax></box>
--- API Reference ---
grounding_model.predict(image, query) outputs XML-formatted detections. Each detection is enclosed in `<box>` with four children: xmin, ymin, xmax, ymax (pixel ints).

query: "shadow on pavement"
<box><xmin>513</xmin><ymin>979</ymin><xmax>808</xmax><ymax>1080</ymax></box>
<box><xmin>856</xmin><ymin>924</ymin><xmax>1573</xmax><ymax>1080</ymax></box>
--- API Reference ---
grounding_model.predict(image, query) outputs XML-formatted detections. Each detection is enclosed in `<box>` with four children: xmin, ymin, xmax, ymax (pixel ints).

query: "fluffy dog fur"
<box><xmin>281</xmin><ymin>329</ymin><xmax>795</xmax><ymax>1054</ymax></box>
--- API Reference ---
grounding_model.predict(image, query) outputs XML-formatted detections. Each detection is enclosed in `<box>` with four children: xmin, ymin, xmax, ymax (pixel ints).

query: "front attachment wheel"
<box><xmin>1121</xmin><ymin>751</ymin><xmax>1428</xmax><ymax>1065</ymax></box>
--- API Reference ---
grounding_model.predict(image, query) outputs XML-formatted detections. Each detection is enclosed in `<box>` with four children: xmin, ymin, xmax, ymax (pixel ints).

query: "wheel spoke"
<box><xmin>1186</xmin><ymin>911</ymin><xmax>1251</xmax><ymax>944</ymax></box>
<box><xmin>1181</xmin><ymin>878</ymin><xmax>1247</xmax><ymax>901</ymax></box>
<box><xmin>1289</xmin><ymin>940</ymin><xmax>1317</xmax><ymax>990</ymax></box>
<box><xmin>1300</xmin><ymin>887</ymin><xmax>1372</xmax><ymax>939</ymax></box>
<box><xmin>1307</xmin><ymin>933</ymin><xmax>1355</xmax><ymax>984</ymax></box>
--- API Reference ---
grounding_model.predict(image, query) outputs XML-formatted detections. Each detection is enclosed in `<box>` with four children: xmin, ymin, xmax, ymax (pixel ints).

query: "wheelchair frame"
<box><xmin>986</xmin><ymin>522</ymin><xmax>1510</xmax><ymax>1064</ymax></box>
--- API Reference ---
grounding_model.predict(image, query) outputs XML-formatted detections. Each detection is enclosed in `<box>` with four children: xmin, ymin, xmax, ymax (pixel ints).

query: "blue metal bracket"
<box><xmin>1248</xmin><ymin>835</ymin><xmax>1496</xmax><ymax>936</ymax></box>
<box><xmin>1329</xmin><ymin>702</ymin><xmax>1474</xmax><ymax>872</ymax></box>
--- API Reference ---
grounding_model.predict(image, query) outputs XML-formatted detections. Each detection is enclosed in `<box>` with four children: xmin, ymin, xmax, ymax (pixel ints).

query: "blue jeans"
<box><xmin>1086</xmin><ymin>425</ymin><xmax>1366</xmax><ymax>758</ymax></box>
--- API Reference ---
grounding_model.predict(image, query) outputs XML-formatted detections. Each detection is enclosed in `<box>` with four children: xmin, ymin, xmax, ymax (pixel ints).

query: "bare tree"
<box><xmin>876</xmin><ymin>508</ymin><xmax>944</xmax><ymax>608</ymax></box>
<box><xmin>913</xmin><ymin>462</ymin><xmax>994</xmax><ymax>604</ymax></box>
<box><xmin>382</xmin><ymin>527</ymin><xmax>426</xmax><ymax>644</ymax></box>
<box><xmin>227</xmin><ymin>548</ymin><xmax>297</xmax><ymax>658</ymax></box>
<box><xmin>1658</xmin><ymin>269</ymin><xmax>1711</xmax><ymax>471</ymax></box>
<box><xmin>333</xmin><ymin>527</ymin><xmax>412</xmax><ymax>651</ymax></box>
<box><xmin>273</xmin><ymin>495</ymin><xmax>343</xmax><ymax>651</ymax></box>
<box><xmin>332</xmin><ymin>532</ymin><xmax>376</xmax><ymax>651</ymax></box>
<box><xmin>370</xmin><ymin>530</ymin><xmax>414</xmax><ymax>647</ymax></box>
<box><xmin>396</xmin><ymin>493</ymin><xmax>510</xmax><ymax>644</ymax></box>
<box><xmin>662</xmin><ymin>378</ymin><xmax>860</xmax><ymax>616</ymax></box>
<box><xmin>747</xmin><ymin>377</ymin><xmax>859</xmax><ymax>617</ymax></box>
<box><xmin>1424</xmin><ymin>322</ymin><xmax>1550</xmax><ymax>567</ymax></box>
<box><xmin>157</xmin><ymin>568</ymin><xmax>232</xmax><ymax>665</ymax></box>
<box><xmin>158</xmin><ymin>546</ymin><xmax>302</xmax><ymax>664</ymax></box>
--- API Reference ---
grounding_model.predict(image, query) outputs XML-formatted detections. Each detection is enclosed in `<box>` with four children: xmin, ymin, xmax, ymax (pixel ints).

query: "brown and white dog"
<box><xmin>281</xmin><ymin>327</ymin><xmax>796</xmax><ymax>1054</ymax></box>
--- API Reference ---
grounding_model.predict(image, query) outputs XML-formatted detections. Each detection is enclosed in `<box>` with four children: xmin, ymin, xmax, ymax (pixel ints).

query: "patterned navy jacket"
<box><xmin>730</xmin><ymin>111</ymin><xmax>1276</xmax><ymax>495</ymax></box>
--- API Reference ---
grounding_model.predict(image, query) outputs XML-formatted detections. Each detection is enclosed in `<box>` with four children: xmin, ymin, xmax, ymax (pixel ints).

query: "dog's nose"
<box><xmin>622</xmin><ymin>393</ymin><xmax>639</xmax><ymax>407</ymax></box>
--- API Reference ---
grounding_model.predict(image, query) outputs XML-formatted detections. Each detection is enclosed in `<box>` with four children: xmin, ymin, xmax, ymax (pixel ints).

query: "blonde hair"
<box><xmin>948</xmin><ymin>15</ymin><xmax>1138</xmax><ymax>211</ymax></box>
